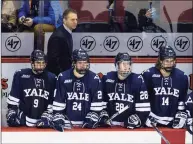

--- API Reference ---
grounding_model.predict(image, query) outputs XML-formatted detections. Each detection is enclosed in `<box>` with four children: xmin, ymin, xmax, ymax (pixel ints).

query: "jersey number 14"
<box><xmin>162</xmin><ymin>97</ymin><xmax>169</xmax><ymax>105</ymax></box>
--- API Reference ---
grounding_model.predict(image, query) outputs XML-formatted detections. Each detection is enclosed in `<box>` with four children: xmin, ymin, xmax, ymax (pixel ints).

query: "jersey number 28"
<box><xmin>116</xmin><ymin>103</ymin><xmax>124</xmax><ymax>111</ymax></box>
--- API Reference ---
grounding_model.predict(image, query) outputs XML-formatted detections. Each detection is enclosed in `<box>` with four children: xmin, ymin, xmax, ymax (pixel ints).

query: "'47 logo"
<box><xmin>174</xmin><ymin>36</ymin><xmax>190</xmax><ymax>52</ymax></box>
<box><xmin>103</xmin><ymin>36</ymin><xmax>119</xmax><ymax>52</ymax></box>
<box><xmin>80</xmin><ymin>36</ymin><xmax>96</xmax><ymax>52</ymax></box>
<box><xmin>127</xmin><ymin>36</ymin><xmax>143</xmax><ymax>52</ymax></box>
<box><xmin>5</xmin><ymin>36</ymin><xmax>21</xmax><ymax>52</ymax></box>
<box><xmin>151</xmin><ymin>36</ymin><xmax>167</xmax><ymax>52</ymax></box>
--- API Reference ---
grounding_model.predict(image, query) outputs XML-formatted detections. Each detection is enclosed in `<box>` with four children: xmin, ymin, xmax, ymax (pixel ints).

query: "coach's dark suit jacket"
<box><xmin>47</xmin><ymin>25</ymin><xmax>73</xmax><ymax>76</ymax></box>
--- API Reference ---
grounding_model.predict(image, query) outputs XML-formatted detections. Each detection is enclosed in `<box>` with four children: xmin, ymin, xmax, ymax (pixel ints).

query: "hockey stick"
<box><xmin>65</xmin><ymin>114</ymin><xmax>74</xmax><ymax>129</ymax></box>
<box><xmin>150</xmin><ymin>122</ymin><xmax>170</xmax><ymax>144</ymax></box>
<box><xmin>163</xmin><ymin>5</ymin><xmax>173</xmax><ymax>33</ymax></box>
<box><xmin>106</xmin><ymin>105</ymin><xmax>130</xmax><ymax>125</ymax></box>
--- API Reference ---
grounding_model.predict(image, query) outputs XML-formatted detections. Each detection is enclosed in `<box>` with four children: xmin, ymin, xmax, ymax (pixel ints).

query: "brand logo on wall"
<box><xmin>151</xmin><ymin>36</ymin><xmax>167</xmax><ymax>52</ymax></box>
<box><xmin>5</xmin><ymin>36</ymin><xmax>21</xmax><ymax>52</ymax></box>
<box><xmin>103</xmin><ymin>36</ymin><xmax>119</xmax><ymax>52</ymax></box>
<box><xmin>174</xmin><ymin>36</ymin><xmax>190</xmax><ymax>52</ymax></box>
<box><xmin>127</xmin><ymin>36</ymin><xmax>143</xmax><ymax>52</ymax></box>
<box><xmin>80</xmin><ymin>36</ymin><xmax>96</xmax><ymax>52</ymax></box>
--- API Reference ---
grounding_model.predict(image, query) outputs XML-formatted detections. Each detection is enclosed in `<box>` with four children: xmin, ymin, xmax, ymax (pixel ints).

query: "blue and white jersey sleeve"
<box><xmin>89</xmin><ymin>75</ymin><xmax>104</xmax><ymax>114</ymax></box>
<box><xmin>52</xmin><ymin>73</ymin><xmax>67</xmax><ymax>114</ymax></box>
<box><xmin>134</xmin><ymin>75</ymin><xmax>151</xmax><ymax>126</ymax></box>
<box><xmin>7</xmin><ymin>70</ymin><xmax>22</xmax><ymax>109</ymax></box>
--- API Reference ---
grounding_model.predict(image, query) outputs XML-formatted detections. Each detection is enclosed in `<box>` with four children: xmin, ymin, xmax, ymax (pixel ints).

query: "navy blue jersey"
<box><xmin>102</xmin><ymin>71</ymin><xmax>150</xmax><ymax>126</ymax></box>
<box><xmin>185</xmin><ymin>92</ymin><xmax>193</xmax><ymax>118</ymax></box>
<box><xmin>142</xmin><ymin>67</ymin><xmax>188</xmax><ymax>126</ymax></box>
<box><xmin>53</xmin><ymin>69</ymin><xmax>103</xmax><ymax>126</ymax></box>
<box><xmin>7</xmin><ymin>68</ymin><xmax>56</xmax><ymax>126</ymax></box>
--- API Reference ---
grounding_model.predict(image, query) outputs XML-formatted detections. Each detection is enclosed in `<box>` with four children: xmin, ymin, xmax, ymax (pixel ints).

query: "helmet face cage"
<box><xmin>115</xmin><ymin>53</ymin><xmax>132</xmax><ymax>79</ymax></box>
<box><xmin>72</xmin><ymin>49</ymin><xmax>90</xmax><ymax>75</ymax></box>
<box><xmin>31</xmin><ymin>50</ymin><xmax>47</xmax><ymax>74</ymax></box>
<box><xmin>158</xmin><ymin>46</ymin><xmax>176</xmax><ymax>72</ymax></box>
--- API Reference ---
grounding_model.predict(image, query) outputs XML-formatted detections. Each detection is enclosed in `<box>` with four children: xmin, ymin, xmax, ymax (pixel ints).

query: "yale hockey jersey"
<box><xmin>142</xmin><ymin>67</ymin><xmax>188</xmax><ymax>126</ymax></box>
<box><xmin>7</xmin><ymin>68</ymin><xmax>56</xmax><ymax>126</ymax></box>
<box><xmin>102</xmin><ymin>71</ymin><xmax>150</xmax><ymax>126</ymax></box>
<box><xmin>52</xmin><ymin>69</ymin><xmax>103</xmax><ymax>126</ymax></box>
<box><xmin>185</xmin><ymin>92</ymin><xmax>193</xmax><ymax>119</ymax></box>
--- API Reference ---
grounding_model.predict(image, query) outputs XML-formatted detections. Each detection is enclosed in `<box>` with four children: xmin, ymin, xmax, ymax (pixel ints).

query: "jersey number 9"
<box><xmin>34</xmin><ymin>99</ymin><xmax>39</xmax><ymax>108</ymax></box>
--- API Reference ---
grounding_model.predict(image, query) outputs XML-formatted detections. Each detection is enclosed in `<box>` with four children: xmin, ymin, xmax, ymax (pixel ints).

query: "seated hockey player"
<box><xmin>52</xmin><ymin>49</ymin><xmax>103</xmax><ymax>131</ymax></box>
<box><xmin>185</xmin><ymin>92</ymin><xmax>193</xmax><ymax>135</ymax></box>
<box><xmin>99</xmin><ymin>52</ymin><xmax>150</xmax><ymax>129</ymax></box>
<box><xmin>142</xmin><ymin>46</ymin><xmax>188</xmax><ymax>128</ymax></box>
<box><xmin>6</xmin><ymin>49</ymin><xmax>56</xmax><ymax>127</ymax></box>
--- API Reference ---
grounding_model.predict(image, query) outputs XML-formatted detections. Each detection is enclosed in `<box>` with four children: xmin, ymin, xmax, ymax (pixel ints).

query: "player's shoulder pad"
<box><xmin>47</xmin><ymin>71</ymin><xmax>57</xmax><ymax>80</ymax></box>
<box><xmin>57</xmin><ymin>69</ymin><xmax>72</xmax><ymax>80</ymax></box>
<box><xmin>104</xmin><ymin>71</ymin><xmax>116</xmax><ymax>83</ymax></box>
<box><xmin>131</xmin><ymin>73</ymin><xmax>144</xmax><ymax>84</ymax></box>
<box><xmin>141</xmin><ymin>67</ymin><xmax>156</xmax><ymax>80</ymax></box>
<box><xmin>88</xmin><ymin>70</ymin><xmax>101</xmax><ymax>83</ymax></box>
<box><xmin>185</xmin><ymin>92</ymin><xmax>193</xmax><ymax>105</ymax></box>
<box><xmin>106</xmin><ymin>71</ymin><xmax>116</xmax><ymax>78</ymax></box>
<box><xmin>15</xmin><ymin>68</ymin><xmax>31</xmax><ymax>78</ymax></box>
<box><xmin>173</xmin><ymin>68</ymin><xmax>187</xmax><ymax>77</ymax></box>
<box><xmin>141</xmin><ymin>67</ymin><xmax>154</xmax><ymax>75</ymax></box>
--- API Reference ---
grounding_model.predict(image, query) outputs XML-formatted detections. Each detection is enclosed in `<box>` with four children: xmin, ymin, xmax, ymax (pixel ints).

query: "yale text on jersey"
<box><xmin>108</xmin><ymin>92</ymin><xmax>134</xmax><ymax>102</ymax></box>
<box><xmin>67</xmin><ymin>92</ymin><xmax>89</xmax><ymax>101</ymax></box>
<box><xmin>154</xmin><ymin>87</ymin><xmax>179</xmax><ymax>97</ymax></box>
<box><xmin>24</xmin><ymin>88</ymin><xmax>49</xmax><ymax>99</ymax></box>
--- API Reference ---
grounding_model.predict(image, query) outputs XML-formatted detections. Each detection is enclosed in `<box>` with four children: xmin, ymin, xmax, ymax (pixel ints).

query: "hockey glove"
<box><xmin>124</xmin><ymin>114</ymin><xmax>141</xmax><ymax>129</ymax></box>
<box><xmin>186</xmin><ymin>118</ymin><xmax>193</xmax><ymax>135</ymax></box>
<box><xmin>36</xmin><ymin>111</ymin><xmax>53</xmax><ymax>128</ymax></box>
<box><xmin>145</xmin><ymin>115</ymin><xmax>157</xmax><ymax>127</ymax></box>
<box><xmin>172</xmin><ymin>111</ymin><xmax>187</xmax><ymax>129</ymax></box>
<box><xmin>52</xmin><ymin>113</ymin><xmax>72</xmax><ymax>132</ymax></box>
<box><xmin>82</xmin><ymin>112</ymin><xmax>99</xmax><ymax>129</ymax></box>
<box><xmin>6</xmin><ymin>109</ymin><xmax>19</xmax><ymax>127</ymax></box>
<box><xmin>98</xmin><ymin>110</ymin><xmax>112</xmax><ymax>127</ymax></box>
